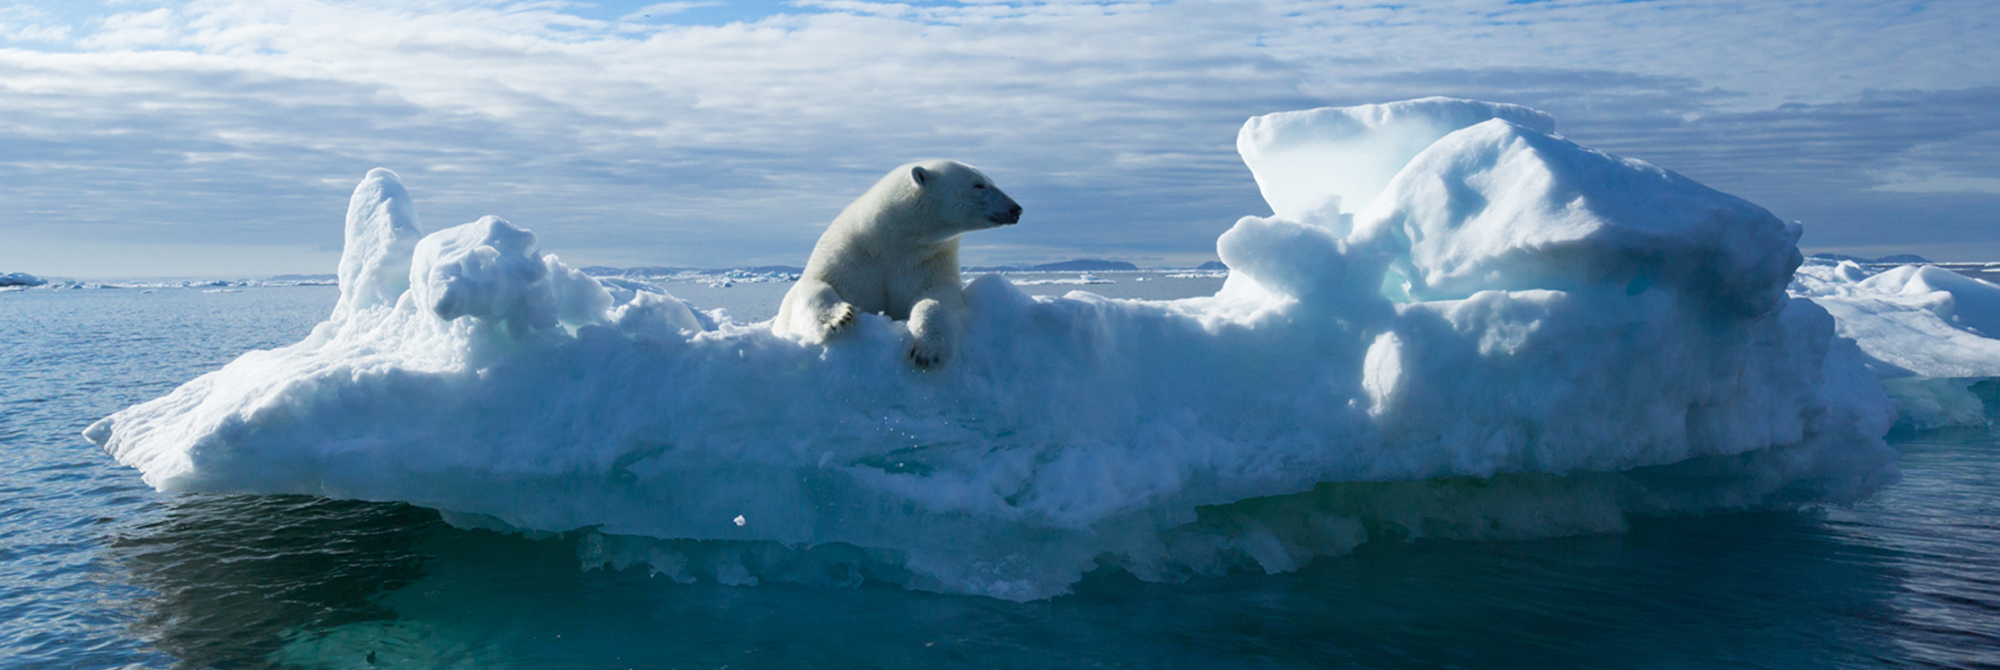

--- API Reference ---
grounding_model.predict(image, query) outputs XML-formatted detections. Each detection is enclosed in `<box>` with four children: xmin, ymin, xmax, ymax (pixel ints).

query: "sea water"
<box><xmin>3</xmin><ymin>283</ymin><xmax>1995</xmax><ymax>669</ymax></box>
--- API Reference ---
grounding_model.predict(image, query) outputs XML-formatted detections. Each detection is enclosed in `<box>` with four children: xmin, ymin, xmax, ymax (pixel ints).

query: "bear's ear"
<box><xmin>910</xmin><ymin>166</ymin><xmax>929</xmax><ymax>188</ymax></box>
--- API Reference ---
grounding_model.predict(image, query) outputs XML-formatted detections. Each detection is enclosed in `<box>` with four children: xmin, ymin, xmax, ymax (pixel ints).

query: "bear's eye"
<box><xmin>974</xmin><ymin>183</ymin><xmax>986</xmax><ymax>189</ymax></box>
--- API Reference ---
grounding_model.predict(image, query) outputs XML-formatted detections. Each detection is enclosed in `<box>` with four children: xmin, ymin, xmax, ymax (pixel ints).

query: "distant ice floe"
<box><xmin>1</xmin><ymin>271</ymin><xmax>48</xmax><ymax>288</ymax></box>
<box><xmin>94</xmin><ymin>97</ymin><xmax>1988</xmax><ymax>600</ymax></box>
<box><xmin>1791</xmin><ymin>260</ymin><xmax>2000</xmax><ymax>429</ymax></box>
<box><xmin>1008</xmin><ymin>273</ymin><xmax>1114</xmax><ymax>286</ymax></box>
<box><xmin>2</xmin><ymin>277</ymin><xmax>335</xmax><ymax>291</ymax></box>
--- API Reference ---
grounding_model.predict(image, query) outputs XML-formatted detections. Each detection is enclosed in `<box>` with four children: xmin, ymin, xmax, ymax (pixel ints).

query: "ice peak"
<box><xmin>336</xmin><ymin>168</ymin><xmax>424</xmax><ymax>315</ymax></box>
<box><xmin>1238</xmin><ymin>97</ymin><xmax>1555</xmax><ymax>223</ymax></box>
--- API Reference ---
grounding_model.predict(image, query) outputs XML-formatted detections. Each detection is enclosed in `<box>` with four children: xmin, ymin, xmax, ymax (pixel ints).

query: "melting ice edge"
<box><xmin>86</xmin><ymin>98</ymin><xmax>2000</xmax><ymax>600</ymax></box>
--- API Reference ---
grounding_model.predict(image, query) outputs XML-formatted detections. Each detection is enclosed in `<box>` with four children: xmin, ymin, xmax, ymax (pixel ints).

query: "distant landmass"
<box><xmin>580</xmin><ymin>265</ymin><xmax>799</xmax><ymax>278</ymax></box>
<box><xmin>739</xmin><ymin>265</ymin><xmax>808</xmax><ymax>275</ymax></box>
<box><xmin>581</xmin><ymin>265</ymin><xmax>694</xmax><ymax>277</ymax></box>
<box><xmin>1196</xmin><ymin>261</ymin><xmax>1228</xmax><ymax>271</ymax></box>
<box><xmin>266</xmin><ymin>274</ymin><xmax>337</xmax><ymax>283</ymax></box>
<box><xmin>1022</xmin><ymin>259</ymin><xmax>1140</xmax><ymax>272</ymax></box>
<box><xmin>1873</xmin><ymin>254</ymin><xmax>1931</xmax><ymax>264</ymax></box>
<box><xmin>965</xmin><ymin>259</ymin><xmax>1150</xmax><ymax>272</ymax></box>
<box><xmin>1810</xmin><ymin>253</ymin><xmax>1931</xmax><ymax>264</ymax></box>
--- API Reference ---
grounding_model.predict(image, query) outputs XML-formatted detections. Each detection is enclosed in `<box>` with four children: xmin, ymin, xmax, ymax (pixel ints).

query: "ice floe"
<box><xmin>90</xmin><ymin>98</ymin><xmax>1949</xmax><ymax>600</ymax></box>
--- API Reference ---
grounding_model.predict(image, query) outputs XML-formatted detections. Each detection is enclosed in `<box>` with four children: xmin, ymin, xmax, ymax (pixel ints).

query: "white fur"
<box><xmin>773</xmin><ymin>159</ymin><xmax>1022</xmax><ymax>368</ymax></box>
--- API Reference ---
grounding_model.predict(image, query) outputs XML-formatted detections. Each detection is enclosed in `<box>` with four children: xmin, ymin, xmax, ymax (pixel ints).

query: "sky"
<box><xmin>0</xmin><ymin>0</ymin><xmax>1995</xmax><ymax>278</ymax></box>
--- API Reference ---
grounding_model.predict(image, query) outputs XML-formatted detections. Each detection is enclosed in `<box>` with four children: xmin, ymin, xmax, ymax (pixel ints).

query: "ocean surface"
<box><xmin>2</xmin><ymin>278</ymin><xmax>1996</xmax><ymax>669</ymax></box>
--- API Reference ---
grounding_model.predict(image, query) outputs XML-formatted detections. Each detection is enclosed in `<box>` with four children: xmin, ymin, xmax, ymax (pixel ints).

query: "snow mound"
<box><xmin>90</xmin><ymin>98</ymin><xmax>1900</xmax><ymax>600</ymax></box>
<box><xmin>1353</xmin><ymin>119</ymin><xmax>1802</xmax><ymax>316</ymax></box>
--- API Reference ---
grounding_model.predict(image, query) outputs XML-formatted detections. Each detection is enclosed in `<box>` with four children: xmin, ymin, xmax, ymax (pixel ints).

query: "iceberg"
<box><xmin>1</xmin><ymin>271</ymin><xmax>48</xmax><ymax>287</ymax></box>
<box><xmin>89</xmin><ymin>99</ymin><xmax>1907</xmax><ymax>600</ymax></box>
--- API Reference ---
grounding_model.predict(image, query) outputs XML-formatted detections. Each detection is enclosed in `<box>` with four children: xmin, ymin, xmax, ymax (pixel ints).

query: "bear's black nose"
<box><xmin>998</xmin><ymin>205</ymin><xmax>1022</xmax><ymax>224</ymax></box>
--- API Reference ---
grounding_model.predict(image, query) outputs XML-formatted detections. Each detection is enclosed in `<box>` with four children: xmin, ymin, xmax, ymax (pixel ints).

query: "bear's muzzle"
<box><xmin>995</xmin><ymin>204</ymin><xmax>1022</xmax><ymax>225</ymax></box>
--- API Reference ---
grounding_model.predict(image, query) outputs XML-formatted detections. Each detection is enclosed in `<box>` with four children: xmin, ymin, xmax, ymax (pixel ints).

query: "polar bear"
<box><xmin>773</xmin><ymin>159</ymin><xmax>1022</xmax><ymax>368</ymax></box>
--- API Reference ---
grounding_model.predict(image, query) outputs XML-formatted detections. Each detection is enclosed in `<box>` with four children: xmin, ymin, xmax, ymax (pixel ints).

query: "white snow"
<box><xmin>89</xmin><ymin>98</ymin><xmax>1932</xmax><ymax>600</ymax></box>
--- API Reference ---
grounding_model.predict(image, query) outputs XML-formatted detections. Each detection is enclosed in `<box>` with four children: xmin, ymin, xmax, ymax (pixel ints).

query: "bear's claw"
<box><xmin>822</xmin><ymin>303</ymin><xmax>856</xmax><ymax>337</ymax></box>
<box><xmin>907</xmin><ymin>340</ymin><xmax>948</xmax><ymax>370</ymax></box>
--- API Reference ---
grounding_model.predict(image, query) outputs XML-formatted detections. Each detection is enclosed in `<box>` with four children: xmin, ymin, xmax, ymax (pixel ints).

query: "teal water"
<box><xmin>2</xmin><ymin>285</ymin><xmax>1995</xmax><ymax>669</ymax></box>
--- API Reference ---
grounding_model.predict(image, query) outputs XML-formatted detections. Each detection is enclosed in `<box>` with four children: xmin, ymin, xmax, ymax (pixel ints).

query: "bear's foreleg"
<box><xmin>775</xmin><ymin>278</ymin><xmax>856</xmax><ymax>342</ymax></box>
<box><xmin>905</xmin><ymin>291</ymin><xmax>966</xmax><ymax>369</ymax></box>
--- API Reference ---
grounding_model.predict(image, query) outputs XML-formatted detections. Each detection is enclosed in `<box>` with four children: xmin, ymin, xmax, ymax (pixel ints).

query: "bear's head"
<box><xmin>904</xmin><ymin>159</ymin><xmax>1022</xmax><ymax>240</ymax></box>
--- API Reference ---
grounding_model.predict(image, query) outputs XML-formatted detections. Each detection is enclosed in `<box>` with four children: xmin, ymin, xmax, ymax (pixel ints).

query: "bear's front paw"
<box><xmin>820</xmin><ymin>302</ymin><xmax>857</xmax><ymax>338</ymax></box>
<box><xmin>907</xmin><ymin>338</ymin><xmax>951</xmax><ymax>370</ymax></box>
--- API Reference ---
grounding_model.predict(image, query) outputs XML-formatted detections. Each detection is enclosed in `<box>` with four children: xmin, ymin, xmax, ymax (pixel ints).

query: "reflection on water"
<box><xmin>1827</xmin><ymin>427</ymin><xmax>2000</xmax><ymax>669</ymax></box>
<box><xmin>105</xmin><ymin>429</ymin><xmax>1996</xmax><ymax>669</ymax></box>
<box><xmin>109</xmin><ymin>496</ymin><xmax>445</xmax><ymax>668</ymax></box>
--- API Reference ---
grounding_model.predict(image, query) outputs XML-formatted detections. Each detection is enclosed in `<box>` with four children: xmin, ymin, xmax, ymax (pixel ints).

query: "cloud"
<box><xmin>1871</xmin><ymin>174</ymin><xmax>2000</xmax><ymax>195</ymax></box>
<box><xmin>0</xmin><ymin>0</ymin><xmax>1996</xmax><ymax>277</ymax></box>
<box><xmin>0</xmin><ymin>5</ymin><xmax>72</xmax><ymax>43</ymax></box>
<box><xmin>1556</xmin><ymin>86</ymin><xmax>2000</xmax><ymax>250</ymax></box>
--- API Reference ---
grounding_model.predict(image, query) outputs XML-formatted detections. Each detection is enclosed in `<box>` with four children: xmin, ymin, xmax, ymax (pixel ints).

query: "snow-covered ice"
<box><xmin>1237</xmin><ymin>97</ymin><xmax>1553</xmax><ymax>224</ymax></box>
<box><xmin>1791</xmin><ymin>260</ymin><xmax>2000</xmax><ymax>428</ymax></box>
<box><xmin>1792</xmin><ymin>261</ymin><xmax>2000</xmax><ymax>377</ymax></box>
<box><xmin>91</xmin><ymin>97</ymin><xmax>1959</xmax><ymax>600</ymax></box>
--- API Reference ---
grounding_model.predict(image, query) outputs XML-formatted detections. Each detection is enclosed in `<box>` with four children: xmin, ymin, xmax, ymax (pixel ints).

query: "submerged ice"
<box><xmin>91</xmin><ymin>98</ymin><xmax>1953</xmax><ymax>600</ymax></box>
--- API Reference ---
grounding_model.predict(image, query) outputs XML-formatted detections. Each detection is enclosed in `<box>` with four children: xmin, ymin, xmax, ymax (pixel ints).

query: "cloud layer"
<box><xmin>1</xmin><ymin>0</ymin><xmax>1995</xmax><ymax>277</ymax></box>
